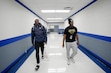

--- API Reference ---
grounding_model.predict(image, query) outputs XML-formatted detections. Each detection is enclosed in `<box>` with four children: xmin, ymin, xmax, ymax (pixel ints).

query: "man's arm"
<box><xmin>31</xmin><ymin>27</ymin><xmax>35</xmax><ymax>46</ymax></box>
<box><xmin>76</xmin><ymin>33</ymin><xmax>79</xmax><ymax>46</ymax></box>
<box><xmin>43</xmin><ymin>27</ymin><xmax>47</xmax><ymax>44</ymax></box>
<box><xmin>62</xmin><ymin>34</ymin><xmax>66</xmax><ymax>48</ymax></box>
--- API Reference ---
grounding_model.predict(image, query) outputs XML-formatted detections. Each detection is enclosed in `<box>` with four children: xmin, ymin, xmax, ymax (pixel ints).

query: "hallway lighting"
<box><xmin>47</xmin><ymin>18</ymin><xmax>63</xmax><ymax>20</ymax></box>
<box><xmin>41</xmin><ymin>10</ymin><xmax>70</xmax><ymax>13</ymax></box>
<box><xmin>41</xmin><ymin>10</ymin><xmax>55</xmax><ymax>13</ymax></box>
<box><xmin>48</xmin><ymin>21</ymin><xmax>62</xmax><ymax>22</ymax></box>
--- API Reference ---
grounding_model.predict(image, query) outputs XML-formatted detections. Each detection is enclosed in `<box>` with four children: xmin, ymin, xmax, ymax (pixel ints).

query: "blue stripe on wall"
<box><xmin>0</xmin><ymin>33</ymin><xmax>31</xmax><ymax>47</ymax></box>
<box><xmin>78</xmin><ymin>32</ymin><xmax>111</xmax><ymax>72</ymax></box>
<box><xmin>58</xmin><ymin>29</ymin><xmax>111</xmax><ymax>42</ymax></box>
<box><xmin>78</xmin><ymin>32</ymin><xmax>111</xmax><ymax>42</ymax></box>
<box><xmin>0</xmin><ymin>33</ymin><xmax>32</xmax><ymax>73</ymax></box>
<box><xmin>1</xmin><ymin>47</ymin><xmax>34</xmax><ymax>73</ymax></box>
<box><xmin>79</xmin><ymin>45</ymin><xmax>111</xmax><ymax>73</ymax></box>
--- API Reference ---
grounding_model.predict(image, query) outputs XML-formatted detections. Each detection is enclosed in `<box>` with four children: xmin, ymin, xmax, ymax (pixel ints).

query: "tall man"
<box><xmin>62</xmin><ymin>18</ymin><xmax>79</xmax><ymax>65</ymax></box>
<box><xmin>31</xmin><ymin>19</ymin><xmax>47</xmax><ymax>70</ymax></box>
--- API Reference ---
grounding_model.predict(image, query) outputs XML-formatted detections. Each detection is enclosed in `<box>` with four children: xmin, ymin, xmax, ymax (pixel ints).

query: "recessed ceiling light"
<box><xmin>64</xmin><ymin>7</ymin><xmax>73</xmax><ymax>10</ymax></box>
<box><xmin>41</xmin><ymin>10</ymin><xmax>70</xmax><ymax>13</ymax></box>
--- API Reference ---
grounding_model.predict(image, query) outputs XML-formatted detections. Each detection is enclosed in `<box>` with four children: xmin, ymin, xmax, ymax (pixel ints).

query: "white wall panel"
<box><xmin>0</xmin><ymin>0</ymin><xmax>47</xmax><ymax>40</ymax></box>
<box><xmin>72</xmin><ymin>0</ymin><xmax>111</xmax><ymax>37</ymax></box>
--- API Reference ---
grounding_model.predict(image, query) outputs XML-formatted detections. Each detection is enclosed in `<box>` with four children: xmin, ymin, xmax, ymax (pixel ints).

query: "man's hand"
<box><xmin>62</xmin><ymin>34</ymin><xmax>66</xmax><ymax>48</ymax></box>
<box><xmin>77</xmin><ymin>41</ymin><xmax>79</xmax><ymax>46</ymax></box>
<box><xmin>62</xmin><ymin>43</ymin><xmax>64</xmax><ymax>48</ymax></box>
<box><xmin>44</xmin><ymin>42</ymin><xmax>47</xmax><ymax>45</ymax></box>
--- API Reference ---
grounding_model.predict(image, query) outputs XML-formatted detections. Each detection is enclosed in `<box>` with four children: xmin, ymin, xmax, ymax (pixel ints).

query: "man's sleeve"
<box><xmin>64</xmin><ymin>28</ymin><xmax>67</xmax><ymax>34</ymax></box>
<box><xmin>31</xmin><ymin>27</ymin><xmax>35</xmax><ymax>44</ymax></box>
<box><xmin>43</xmin><ymin>27</ymin><xmax>47</xmax><ymax>42</ymax></box>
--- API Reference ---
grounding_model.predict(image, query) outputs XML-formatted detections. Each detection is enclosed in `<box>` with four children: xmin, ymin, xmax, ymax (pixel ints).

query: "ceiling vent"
<box><xmin>64</xmin><ymin>7</ymin><xmax>73</xmax><ymax>10</ymax></box>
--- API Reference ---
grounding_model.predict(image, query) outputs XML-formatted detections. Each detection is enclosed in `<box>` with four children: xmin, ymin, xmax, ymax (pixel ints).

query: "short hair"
<box><xmin>68</xmin><ymin>18</ymin><xmax>73</xmax><ymax>24</ymax></box>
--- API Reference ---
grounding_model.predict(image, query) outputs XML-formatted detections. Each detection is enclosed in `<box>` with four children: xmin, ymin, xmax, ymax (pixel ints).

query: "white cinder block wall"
<box><xmin>64</xmin><ymin>0</ymin><xmax>111</xmax><ymax>37</ymax></box>
<box><xmin>0</xmin><ymin>0</ymin><xmax>47</xmax><ymax>41</ymax></box>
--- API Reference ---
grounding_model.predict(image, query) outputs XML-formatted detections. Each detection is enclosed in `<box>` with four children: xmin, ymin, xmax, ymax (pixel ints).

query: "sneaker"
<box><xmin>70</xmin><ymin>58</ymin><xmax>75</xmax><ymax>63</ymax></box>
<box><xmin>42</xmin><ymin>56</ymin><xmax>44</xmax><ymax>59</ymax></box>
<box><xmin>67</xmin><ymin>60</ymin><xmax>70</xmax><ymax>65</ymax></box>
<box><xmin>35</xmin><ymin>65</ymin><xmax>40</xmax><ymax>71</ymax></box>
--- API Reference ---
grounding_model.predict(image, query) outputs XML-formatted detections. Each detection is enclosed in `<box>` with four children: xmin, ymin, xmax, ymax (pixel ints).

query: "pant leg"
<box><xmin>66</xmin><ymin>42</ymin><xmax>71</xmax><ymax>61</ymax></box>
<box><xmin>35</xmin><ymin>42</ymin><xmax>40</xmax><ymax>64</ymax></box>
<box><xmin>70</xmin><ymin>41</ymin><xmax>78</xmax><ymax>58</ymax></box>
<box><xmin>40</xmin><ymin>42</ymin><xmax>44</xmax><ymax>57</ymax></box>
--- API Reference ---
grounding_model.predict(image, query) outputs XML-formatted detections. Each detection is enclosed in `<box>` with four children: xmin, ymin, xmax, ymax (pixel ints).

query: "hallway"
<box><xmin>1</xmin><ymin>0</ymin><xmax>111</xmax><ymax>73</ymax></box>
<box><xmin>16</xmin><ymin>33</ymin><xmax>105</xmax><ymax>73</ymax></box>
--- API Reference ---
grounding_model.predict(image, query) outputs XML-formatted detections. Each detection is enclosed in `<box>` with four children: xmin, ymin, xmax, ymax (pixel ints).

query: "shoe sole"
<box><xmin>35</xmin><ymin>67</ymin><xmax>39</xmax><ymax>71</ymax></box>
<box><xmin>35</xmin><ymin>66</ymin><xmax>40</xmax><ymax>71</ymax></box>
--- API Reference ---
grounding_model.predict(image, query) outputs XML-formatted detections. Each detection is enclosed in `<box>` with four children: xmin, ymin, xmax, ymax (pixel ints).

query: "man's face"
<box><xmin>35</xmin><ymin>19</ymin><xmax>39</xmax><ymax>25</ymax></box>
<box><xmin>70</xmin><ymin>21</ymin><xmax>73</xmax><ymax>26</ymax></box>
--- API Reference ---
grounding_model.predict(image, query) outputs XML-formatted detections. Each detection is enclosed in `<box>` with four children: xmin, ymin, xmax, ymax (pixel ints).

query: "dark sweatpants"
<box><xmin>35</xmin><ymin>41</ymin><xmax>44</xmax><ymax>64</ymax></box>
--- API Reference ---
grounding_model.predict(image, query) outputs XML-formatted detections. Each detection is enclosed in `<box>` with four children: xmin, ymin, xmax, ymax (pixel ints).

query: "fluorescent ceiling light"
<box><xmin>47</xmin><ymin>18</ymin><xmax>63</xmax><ymax>20</ymax></box>
<box><xmin>41</xmin><ymin>10</ymin><xmax>70</xmax><ymax>13</ymax></box>
<box><xmin>41</xmin><ymin>10</ymin><xmax>55</xmax><ymax>13</ymax></box>
<box><xmin>48</xmin><ymin>21</ymin><xmax>62</xmax><ymax>22</ymax></box>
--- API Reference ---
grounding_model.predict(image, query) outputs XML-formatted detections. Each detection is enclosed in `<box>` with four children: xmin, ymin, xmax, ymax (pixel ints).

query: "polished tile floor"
<box><xmin>16</xmin><ymin>33</ymin><xmax>105</xmax><ymax>73</ymax></box>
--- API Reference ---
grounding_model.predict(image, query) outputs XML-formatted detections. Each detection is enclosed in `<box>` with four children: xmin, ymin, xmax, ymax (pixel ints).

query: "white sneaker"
<box><xmin>42</xmin><ymin>56</ymin><xmax>44</xmax><ymax>59</ymax></box>
<box><xmin>70</xmin><ymin>58</ymin><xmax>75</xmax><ymax>63</ymax></box>
<box><xmin>67</xmin><ymin>60</ymin><xmax>70</xmax><ymax>65</ymax></box>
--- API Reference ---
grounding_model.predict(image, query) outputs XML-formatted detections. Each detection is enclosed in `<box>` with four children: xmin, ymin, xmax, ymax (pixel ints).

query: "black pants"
<box><xmin>35</xmin><ymin>41</ymin><xmax>44</xmax><ymax>64</ymax></box>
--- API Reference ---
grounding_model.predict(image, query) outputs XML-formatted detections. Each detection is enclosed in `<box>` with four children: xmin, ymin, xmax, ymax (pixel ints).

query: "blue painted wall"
<box><xmin>0</xmin><ymin>34</ymin><xmax>32</xmax><ymax>72</ymax></box>
<box><xmin>78</xmin><ymin>32</ymin><xmax>111</xmax><ymax>68</ymax></box>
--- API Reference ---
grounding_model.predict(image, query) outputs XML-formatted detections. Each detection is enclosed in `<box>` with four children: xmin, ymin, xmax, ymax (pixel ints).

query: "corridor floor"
<box><xmin>16</xmin><ymin>32</ymin><xmax>105</xmax><ymax>73</ymax></box>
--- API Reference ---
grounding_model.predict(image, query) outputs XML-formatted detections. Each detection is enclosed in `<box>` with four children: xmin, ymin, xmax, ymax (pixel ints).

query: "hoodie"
<box><xmin>31</xmin><ymin>23</ymin><xmax>47</xmax><ymax>44</ymax></box>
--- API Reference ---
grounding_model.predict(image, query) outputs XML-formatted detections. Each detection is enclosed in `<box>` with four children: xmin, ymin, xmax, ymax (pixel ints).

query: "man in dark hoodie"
<box><xmin>31</xmin><ymin>19</ymin><xmax>47</xmax><ymax>70</ymax></box>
